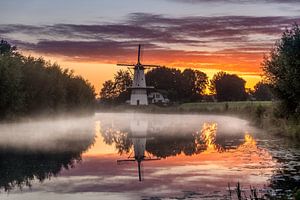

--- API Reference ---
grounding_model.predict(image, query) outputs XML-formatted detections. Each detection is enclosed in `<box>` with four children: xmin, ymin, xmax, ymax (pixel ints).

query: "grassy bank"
<box><xmin>185</xmin><ymin>102</ymin><xmax>300</xmax><ymax>139</ymax></box>
<box><xmin>98</xmin><ymin>101</ymin><xmax>299</xmax><ymax>139</ymax></box>
<box><xmin>180</xmin><ymin>101</ymin><xmax>299</xmax><ymax>139</ymax></box>
<box><xmin>179</xmin><ymin>101</ymin><xmax>272</xmax><ymax>113</ymax></box>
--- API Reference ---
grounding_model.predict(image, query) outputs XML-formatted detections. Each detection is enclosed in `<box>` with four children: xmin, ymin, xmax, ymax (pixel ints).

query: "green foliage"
<box><xmin>0</xmin><ymin>41</ymin><xmax>95</xmax><ymax>119</ymax></box>
<box><xmin>253</xmin><ymin>81</ymin><xmax>273</xmax><ymax>101</ymax></box>
<box><xmin>100</xmin><ymin>67</ymin><xmax>208</xmax><ymax>104</ymax></box>
<box><xmin>254</xmin><ymin>104</ymin><xmax>267</xmax><ymax>124</ymax></box>
<box><xmin>0</xmin><ymin>53</ymin><xmax>24</xmax><ymax>118</ymax></box>
<box><xmin>295</xmin><ymin>189</ymin><xmax>300</xmax><ymax>200</ymax></box>
<box><xmin>100</xmin><ymin>70</ymin><xmax>132</xmax><ymax>104</ymax></box>
<box><xmin>181</xmin><ymin>68</ymin><xmax>208</xmax><ymax>101</ymax></box>
<box><xmin>210</xmin><ymin>71</ymin><xmax>247</xmax><ymax>101</ymax></box>
<box><xmin>146</xmin><ymin>67</ymin><xmax>182</xmax><ymax>101</ymax></box>
<box><xmin>146</xmin><ymin>67</ymin><xmax>208</xmax><ymax>102</ymax></box>
<box><xmin>0</xmin><ymin>40</ymin><xmax>16</xmax><ymax>55</ymax></box>
<box><xmin>263</xmin><ymin>24</ymin><xmax>300</xmax><ymax>117</ymax></box>
<box><xmin>180</xmin><ymin>101</ymin><xmax>272</xmax><ymax>113</ymax></box>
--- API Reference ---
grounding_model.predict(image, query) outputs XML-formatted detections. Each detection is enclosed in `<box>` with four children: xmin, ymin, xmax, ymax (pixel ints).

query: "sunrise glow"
<box><xmin>1</xmin><ymin>0</ymin><xmax>299</xmax><ymax>92</ymax></box>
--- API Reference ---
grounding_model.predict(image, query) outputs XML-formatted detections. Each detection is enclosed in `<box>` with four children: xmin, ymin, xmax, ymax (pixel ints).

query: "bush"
<box><xmin>263</xmin><ymin>24</ymin><xmax>300</xmax><ymax>117</ymax></box>
<box><xmin>0</xmin><ymin>42</ymin><xmax>95</xmax><ymax>119</ymax></box>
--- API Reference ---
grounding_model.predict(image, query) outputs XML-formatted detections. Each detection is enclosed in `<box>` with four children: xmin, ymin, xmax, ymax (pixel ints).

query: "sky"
<box><xmin>1</xmin><ymin>0</ymin><xmax>300</xmax><ymax>93</ymax></box>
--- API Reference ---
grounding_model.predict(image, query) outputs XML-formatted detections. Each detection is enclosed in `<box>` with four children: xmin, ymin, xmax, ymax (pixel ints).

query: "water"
<box><xmin>0</xmin><ymin>113</ymin><xmax>299</xmax><ymax>200</ymax></box>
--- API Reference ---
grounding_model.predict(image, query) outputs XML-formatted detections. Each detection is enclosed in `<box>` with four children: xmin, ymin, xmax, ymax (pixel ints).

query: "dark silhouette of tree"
<box><xmin>146</xmin><ymin>67</ymin><xmax>182</xmax><ymax>101</ymax></box>
<box><xmin>0</xmin><ymin>41</ymin><xmax>96</xmax><ymax>119</ymax></box>
<box><xmin>0</xmin><ymin>40</ymin><xmax>16</xmax><ymax>55</ymax></box>
<box><xmin>146</xmin><ymin>67</ymin><xmax>208</xmax><ymax>102</ymax></box>
<box><xmin>181</xmin><ymin>69</ymin><xmax>208</xmax><ymax>101</ymax></box>
<box><xmin>100</xmin><ymin>80</ymin><xmax>118</xmax><ymax>103</ymax></box>
<box><xmin>0</xmin><ymin>52</ymin><xmax>24</xmax><ymax>118</ymax></box>
<box><xmin>253</xmin><ymin>82</ymin><xmax>273</xmax><ymax>101</ymax></box>
<box><xmin>100</xmin><ymin>70</ymin><xmax>132</xmax><ymax>104</ymax></box>
<box><xmin>20</xmin><ymin>57</ymin><xmax>95</xmax><ymax>114</ymax></box>
<box><xmin>263</xmin><ymin>24</ymin><xmax>300</xmax><ymax>116</ymax></box>
<box><xmin>114</xmin><ymin>70</ymin><xmax>132</xmax><ymax>103</ymax></box>
<box><xmin>210</xmin><ymin>72</ymin><xmax>247</xmax><ymax>102</ymax></box>
<box><xmin>100</xmin><ymin>67</ymin><xmax>208</xmax><ymax>103</ymax></box>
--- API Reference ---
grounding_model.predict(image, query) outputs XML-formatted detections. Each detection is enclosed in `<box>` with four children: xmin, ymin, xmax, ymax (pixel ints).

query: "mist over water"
<box><xmin>0</xmin><ymin>112</ymin><xmax>299</xmax><ymax>200</ymax></box>
<box><xmin>0</xmin><ymin>113</ymin><xmax>255</xmax><ymax>151</ymax></box>
<box><xmin>95</xmin><ymin>112</ymin><xmax>258</xmax><ymax>135</ymax></box>
<box><xmin>0</xmin><ymin>116</ymin><xmax>95</xmax><ymax>152</ymax></box>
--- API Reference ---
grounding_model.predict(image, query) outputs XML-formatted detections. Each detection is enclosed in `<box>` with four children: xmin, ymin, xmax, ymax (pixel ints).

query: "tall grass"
<box><xmin>179</xmin><ymin>101</ymin><xmax>299</xmax><ymax>139</ymax></box>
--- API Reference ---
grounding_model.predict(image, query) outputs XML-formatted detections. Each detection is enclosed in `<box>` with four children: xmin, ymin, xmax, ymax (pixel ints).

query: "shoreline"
<box><xmin>97</xmin><ymin>101</ymin><xmax>299</xmax><ymax>139</ymax></box>
<box><xmin>1</xmin><ymin>101</ymin><xmax>298</xmax><ymax>139</ymax></box>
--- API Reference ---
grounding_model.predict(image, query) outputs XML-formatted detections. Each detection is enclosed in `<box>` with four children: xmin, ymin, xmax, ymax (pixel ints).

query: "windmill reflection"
<box><xmin>117</xmin><ymin>118</ymin><xmax>160</xmax><ymax>181</ymax></box>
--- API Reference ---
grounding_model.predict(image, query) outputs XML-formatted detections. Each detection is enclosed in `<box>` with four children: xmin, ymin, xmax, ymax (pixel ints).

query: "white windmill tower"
<box><xmin>117</xmin><ymin>45</ymin><xmax>161</xmax><ymax>106</ymax></box>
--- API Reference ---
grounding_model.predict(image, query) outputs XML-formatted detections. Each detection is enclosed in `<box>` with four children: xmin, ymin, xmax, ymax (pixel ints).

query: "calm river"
<box><xmin>0</xmin><ymin>113</ymin><xmax>299</xmax><ymax>200</ymax></box>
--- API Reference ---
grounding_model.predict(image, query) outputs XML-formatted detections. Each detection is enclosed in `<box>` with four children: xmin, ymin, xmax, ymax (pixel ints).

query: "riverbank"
<box><xmin>181</xmin><ymin>101</ymin><xmax>299</xmax><ymax>139</ymax></box>
<box><xmin>98</xmin><ymin>101</ymin><xmax>300</xmax><ymax>139</ymax></box>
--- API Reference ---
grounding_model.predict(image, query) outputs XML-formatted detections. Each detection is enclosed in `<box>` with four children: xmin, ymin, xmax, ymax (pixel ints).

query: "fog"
<box><xmin>0</xmin><ymin>116</ymin><xmax>95</xmax><ymax>152</ymax></box>
<box><xmin>95</xmin><ymin>112</ymin><xmax>258</xmax><ymax>136</ymax></box>
<box><xmin>0</xmin><ymin>113</ymin><xmax>257</xmax><ymax>152</ymax></box>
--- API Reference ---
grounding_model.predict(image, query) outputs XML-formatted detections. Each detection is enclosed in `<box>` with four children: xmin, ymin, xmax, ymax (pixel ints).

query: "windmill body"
<box><xmin>117</xmin><ymin>45</ymin><xmax>159</xmax><ymax>106</ymax></box>
<box><xmin>130</xmin><ymin>64</ymin><xmax>148</xmax><ymax>105</ymax></box>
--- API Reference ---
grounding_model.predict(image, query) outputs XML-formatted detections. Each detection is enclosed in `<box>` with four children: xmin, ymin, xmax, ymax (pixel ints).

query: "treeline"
<box><xmin>100</xmin><ymin>68</ymin><xmax>210</xmax><ymax>103</ymax></box>
<box><xmin>0</xmin><ymin>40</ymin><xmax>95</xmax><ymax>119</ymax></box>
<box><xmin>100</xmin><ymin>68</ymin><xmax>272</xmax><ymax>104</ymax></box>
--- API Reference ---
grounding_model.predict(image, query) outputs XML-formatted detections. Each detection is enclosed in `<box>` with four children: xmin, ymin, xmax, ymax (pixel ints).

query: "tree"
<box><xmin>146</xmin><ymin>67</ymin><xmax>208</xmax><ymax>102</ymax></box>
<box><xmin>0</xmin><ymin>40</ymin><xmax>16</xmax><ymax>55</ymax></box>
<box><xmin>99</xmin><ymin>70</ymin><xmax>132</xmax><ymax>104</ymax></box>
<box><xmin>253</xmin><ymin>82</ymin><xmax>273</xmax><ymax>101</ymax></box>
<box><xmin>146</xmin><ymin>67</ymin><xmax>182</xmax><ymax>101</ymax></box>
<box><xmin>113</xmin><ymin>70</ymin><xmax>132</xmax><ymax>103</ymax></box>
<box><xmin>181</xmin><ymin>69</ymin><xmax>208</xmax><ymax>101</ymax></box>
<box><xmin>65</xmin><ymin>74</ymin><xmax>96</xmax><ymax>109</ymax></box>
<box><xmin>263</xmin><ymin>24</ymin><xmax>300</xmax><ymax>116</ymax></box>
<box><xmin>100</xmin><ymin>67</ymin><xmax>208</xmax><ymax>104</ymax></box>
<box><xmin>20</xmin><ymin>57</ymin><xmax>95</xmax><ymax>113</ymax></box>
<box><xmin>0</xmin><ymin>53</ymin><xmax>24</xmax><ymax>118</ymax></box>
<box><xmin>0</xmin><ymin>41</ymin><xmax>96</xmax><ymax>119</ymax></box>
<box><xmin>100</xmin><ymin>80</ymin><xmax>118</xmax><ymax>103</ymax></box>
<box><xmin>210</xmin><ymin>72</ymin><xmax>247</xmax><ymax>102</ymax></box>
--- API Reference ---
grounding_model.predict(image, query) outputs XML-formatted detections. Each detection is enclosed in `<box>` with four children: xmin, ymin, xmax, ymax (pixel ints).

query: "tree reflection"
<box><xmin>146</xmin><ymin>133</ymin><xmax>198</xmax><ymax>158</ymax></box>
<box><xmin>0</xmin><ymin>136</ymin><xmax>95</xmax><ymax>192</ymax></box>
<box><xmin>102</xmin><ymin>128</ymin><xmax>132</xmax><ymax>155</ymax></box>
<box><xmin>101</xmin><ymin>122</ymin><xmax>245</xmax><ymax>158</ymax></box>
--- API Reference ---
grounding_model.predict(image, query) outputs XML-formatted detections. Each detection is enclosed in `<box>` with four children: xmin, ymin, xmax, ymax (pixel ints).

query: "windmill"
<box><xmin>117</xmin><ymin>44</ymin><xmax>162</xmax><ymax>105</ymax></box>
<box><xmin>117</xmin><ymin>118</ymin><xmax>160</xmax><ymax>181</ymax></box>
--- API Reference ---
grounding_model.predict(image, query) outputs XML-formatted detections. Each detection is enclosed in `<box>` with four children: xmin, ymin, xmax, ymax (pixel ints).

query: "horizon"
<box><xmin>1</xmin><ymin>0</ymin><xmax>300</xmax><ymax>92</ymax></box>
